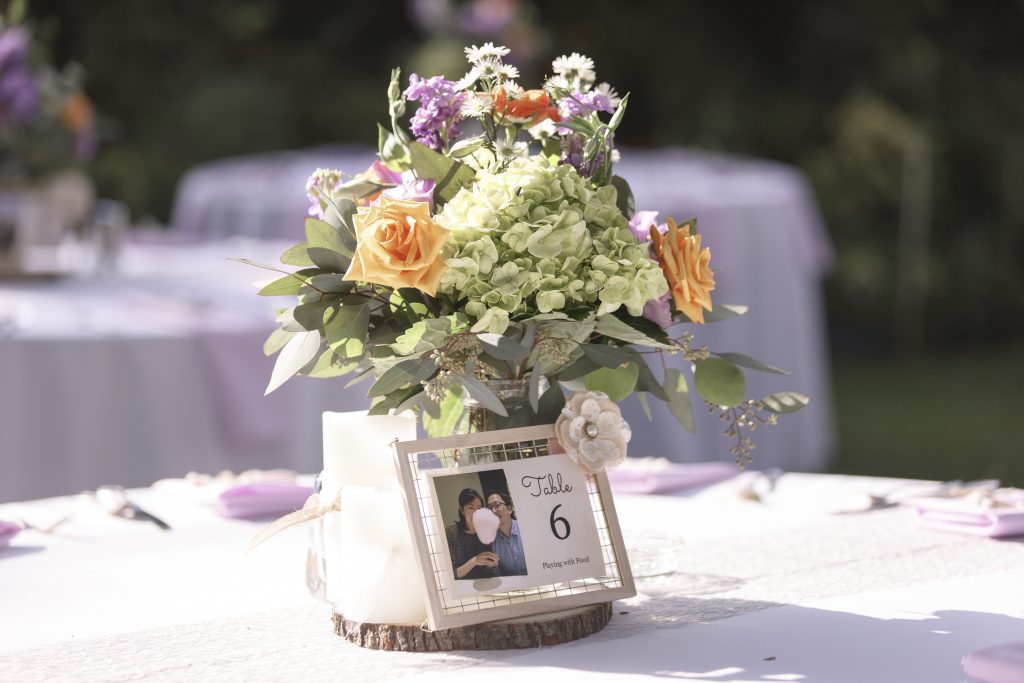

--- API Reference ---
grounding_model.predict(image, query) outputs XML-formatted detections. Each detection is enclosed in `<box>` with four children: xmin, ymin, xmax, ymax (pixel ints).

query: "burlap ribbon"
<box><xmin>248</xmin><ymin>490</ymin><xmax>342</xmax><ymax>553</ymax></box>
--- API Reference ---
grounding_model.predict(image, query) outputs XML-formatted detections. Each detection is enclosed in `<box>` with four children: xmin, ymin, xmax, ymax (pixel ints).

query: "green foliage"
<box><xmin>694</xmin><ymin>358</ymin><xmax>746</xmax><ymax>408</ymax></box>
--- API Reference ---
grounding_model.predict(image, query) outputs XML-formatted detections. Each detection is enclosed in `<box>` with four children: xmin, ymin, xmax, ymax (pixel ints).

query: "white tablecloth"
<box><xmin>1</xmin><ymin>473</ymin><xmax>1020</xmax><ymax>682</ymax></box>
<box><xmin>0</xmin><ymin>239</ymin><xmax>367</xmax><ymax>503</ymax></box>
<box><xmin>171</xmin><ymin>147</ymin><xmax>836</xmax><ymax>471</ymax></box>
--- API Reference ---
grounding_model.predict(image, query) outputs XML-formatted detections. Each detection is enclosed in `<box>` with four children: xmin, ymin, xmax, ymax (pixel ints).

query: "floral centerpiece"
<box><xmin>0</xmin><ymin>8</ymin><xmax>96</xmax><ymax>176</ymax></box>
<box><xmin>247</xmin><ymin>44</ymin><xmax>808</xmax><ymax>466</ymax></box>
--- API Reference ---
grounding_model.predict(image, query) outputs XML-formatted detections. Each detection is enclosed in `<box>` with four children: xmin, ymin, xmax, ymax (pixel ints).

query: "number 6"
<box><xmin>549</xmin><ymin>504</ymin><xmax>571</xmax><ymax>540</ymax></box>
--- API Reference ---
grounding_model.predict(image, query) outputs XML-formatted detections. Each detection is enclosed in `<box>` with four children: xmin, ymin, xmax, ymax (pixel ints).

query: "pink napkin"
<box><xmin>904</xmin><ymin>496</ymin><xmax>1024</xmax><ymax>538</ymax></box>
<box><xmin>216</xmin><ymin>482</ymin><xmax>313</xmax><ymax>519</ymax></box>
<box><xmin>608</xmin><ymin>458</ymin><xmax>739</xmax><ymax>494</ymax></box>
<box><xmin>963</xmin><ymin>641</ymin><xmax>1024</xmax><ymax>683</ymax></box>
<box><xmin>0</xmin><ymin>520</ymin><xmax>21</xmax><ymax>549</ymax></box>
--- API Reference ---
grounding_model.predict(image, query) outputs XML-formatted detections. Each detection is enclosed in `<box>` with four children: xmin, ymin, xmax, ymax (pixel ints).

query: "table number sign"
<box><xmin>393</xmin><ymin>424</ymin><xmax>636</xmax><ymax>631</ymax></box>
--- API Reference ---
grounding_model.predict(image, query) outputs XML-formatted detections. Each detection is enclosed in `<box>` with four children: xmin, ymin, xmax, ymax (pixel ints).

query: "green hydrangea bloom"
<box><xmin>437</xmin><ymin>156</ymin><xmax>668</xmax><ymax>333</ymax></box>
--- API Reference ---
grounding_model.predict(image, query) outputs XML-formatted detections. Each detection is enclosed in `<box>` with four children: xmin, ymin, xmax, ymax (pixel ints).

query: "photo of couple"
<box><xmin>443</xmin><ymin>479</ymin><xmax>528</xmax><ymax>581</ymax></box>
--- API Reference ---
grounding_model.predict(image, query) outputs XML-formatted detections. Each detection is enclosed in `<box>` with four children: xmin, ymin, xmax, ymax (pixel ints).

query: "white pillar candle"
<box><xmin>320</xmin><ymin>411</ymin><xmax>425</xmax><ymax>624</ymax></box>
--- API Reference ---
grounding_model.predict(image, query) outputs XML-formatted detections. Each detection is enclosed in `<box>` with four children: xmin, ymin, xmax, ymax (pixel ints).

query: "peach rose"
<box><xmin>649</xmin><ymin>217</ymin><xmax>715</xmax><ymax>323</ymax></box>
<box><xmin>493</xmin><ymin>87</ymin><xmax>560</xmax><ymax>125</ymax></box>
<box><xmin>343</xmin><ymin>197</ymin><xmax>449</xmax><ymax>296</ymax></box>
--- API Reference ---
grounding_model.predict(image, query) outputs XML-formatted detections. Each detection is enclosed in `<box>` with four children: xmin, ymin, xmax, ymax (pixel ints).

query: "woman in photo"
<box><xmin>446</xmin><ymin>488</ymin><xmax>500</xmax><ymax>579</ymax></box>
<box><xmin>486</xmin><ymin>490</ymin><xmax>527</xmax><ymax>576</ymax></box>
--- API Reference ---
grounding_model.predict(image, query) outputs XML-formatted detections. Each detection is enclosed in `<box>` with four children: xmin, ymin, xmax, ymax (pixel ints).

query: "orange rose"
<box><xmin>493</xmin><ymin>87</ymin><xmax>561</xmax><ymax>125</ymax></box>
<box><xmin>649</xmin><ymin>217</ymin><xmax>715</xmax><ymax>323</ymax></box>
<box><xmin>343</xmin><ymin>197</ymin><xmax>449</xmax><ymax>296</ymax></box>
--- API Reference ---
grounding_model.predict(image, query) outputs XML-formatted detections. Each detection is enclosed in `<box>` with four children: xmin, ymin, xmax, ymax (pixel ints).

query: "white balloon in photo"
<box><xmin>473</xmin><ymin>507</ymin><xmax>500</xmax><ymax>544</ymax></box>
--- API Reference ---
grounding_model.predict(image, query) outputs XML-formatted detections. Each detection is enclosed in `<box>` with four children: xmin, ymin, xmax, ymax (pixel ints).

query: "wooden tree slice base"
<box><xmin>332</xmin><ymin>602</ymin><xmax>612</xmax><ymax>651</ymax></box>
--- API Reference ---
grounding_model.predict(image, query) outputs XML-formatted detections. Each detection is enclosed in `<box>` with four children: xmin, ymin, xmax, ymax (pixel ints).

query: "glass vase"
<box><xmin>453</xmin><ymin>377</ymin><xmax>551</xmax><ymax>466</ymax></box>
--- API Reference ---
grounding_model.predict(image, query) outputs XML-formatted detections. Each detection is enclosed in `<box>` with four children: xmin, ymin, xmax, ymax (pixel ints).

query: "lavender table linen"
<box><xmin>0</xmin><ymin>520</ymin><xmax>20</xmax><ymax>549</ymax></box>
<box><xmin>905</xmin><ymin>496</ymin><xmax>1024</xmax><ymax>538</ymax></box>
<box><xmin>963</xmin><ymin>641</ymin><xmax>1024</xmax><ymax>683</ymax></box>
<box><xmin>608</xmin><ymin>459</ymin><xmax>739</xmax><ymax>494</ymax></box>
<box><xmin>216</xmin><ymin>482</ymin><xmax>313</xmax><ymax>519</ymax></box>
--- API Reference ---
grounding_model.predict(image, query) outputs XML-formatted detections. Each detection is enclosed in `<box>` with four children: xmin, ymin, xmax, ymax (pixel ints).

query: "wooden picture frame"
<box><xmin>392</xmin><ymin>424</ymin><xmax>636</xmax><ymax>631</ymax></box>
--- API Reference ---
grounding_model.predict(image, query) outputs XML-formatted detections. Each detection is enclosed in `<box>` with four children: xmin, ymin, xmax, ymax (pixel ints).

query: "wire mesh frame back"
<box><xmin>392</xmin><ymin>423</ymin><xmax>636</xmax><ymax>631</ymax></box>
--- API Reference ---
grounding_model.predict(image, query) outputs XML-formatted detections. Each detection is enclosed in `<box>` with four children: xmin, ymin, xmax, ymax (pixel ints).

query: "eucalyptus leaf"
<box><xmin>610</xmin><ymin>175</ymin><xmax>635</xmax><ymax>219</ymax></box>
<box><xmin>553</xmin><ymin>118</ymin><xmax>596</xmax><ymax>136</ymax></box>
<box><xmin>458</xmin><ymin>374</ymin><xmax>509</xmax><ymax>417</ymax></box>
<box><xmin>257</xmin><ymin>269</ymin><xmax>316</xmax><ymax>297</ymax></box>
<box><xmin>293</xmin><ymin>301</ymin><xmax>330</xmax><ymax>332</ymax></box>
<box><xmin>307</xmin><ymin>246</ymin><xmax>350</xmax><ymax>273</ymax></box>
<box><xmin>595</xmin><ymin>314</ymin><xmax>674</xmax><ymax>349</ymax></box>
<box><xmin>280</xmin><ymin>243</ymin><xmax>314</xmax><ymax>267</ymax></box>
<box><xmin>555</xmin><ymin>353</ymin><xmax>602</xmax><ymax>381</ymax></box>
<box><xmin>368</xmin><ymin>384</ymin><xmax>420</xmax><ymax>416</ymax></box>
<box><xmin>344</xmin><ymin>365</ymin><xmax>375</xmax><ymax>388</ymax></box>
<box><xmin>448</xmin><ymin>136</ymin><xmax>485</xmax><ymax>158</ymax></box>
<box><xmin>304</xmin><ymin>348</ymin><xmax>359</xmax><ymax>378</ymax></box>
<box><xmin>276</xmin><ymin>307</ymin><xmax>305</xmax><ymax>333</ymax></box>
<box><xmin>761</xmin><ymin>391</ymin><xmax>810</xmax><ymax>414</ymax></box>
<box><xmin>265</xmin><ymin>330</ymin><xmax>321</xmax><ymax>395</ymax></box>
<box><xmin>608</xmin><ymin>92</ymin><xmax>629</xmax><ymax>131</ymax></box>
<box><xmin>263</xmin><ymin>328</ymin><xmax>294</xmax><ymax>356</ymax></box>
<box><xmin>536</xmin><ymin>382</ymin><xmax>567</xmax><ymax>423</ymax></box>
<box><xmin>378</xmin><ymin>123</ymin><xmax>411</xmax><ymax>167</ymax></box>
<box><xmin>624</xmin><ymin>350</ymin><xmax>668</xmax><ymax>400</ymax></box>
<box><xmin>584</xmin><ymin>362</ymin><xmax>639</xmax><ymax>402</ymax></box>
<box><xmin>699</xmin><ymin>304</ymin><xmax>749</xmax><ymax>323</ymax></box>
<box><xmin>715</xmin><ymin>352</ymin><xmax>789</xmax><ymax>375</ymax></box>
<box><xmin>423</xmin><ymin>389</ymin><xmax>463</xmax><ymax>437</ymax></box>
<box><xmin>528</xmin><ymin>370</ymin><xmax>542</xmax><ymax>412</ymax></box>
<box><xmin>324</xmin><ymin>304</ymin><xmax>369</xmax><ymax>358</ymax></box>
<box><xmin>637</xmin><ymin>392</ymin><xmax>653</xmax><ymax>421</ymax></box>
<box><xmin>305</xmin><ymin>217</ymin><xmax>349</xmax><ymax>255</ymax></box>
<box><xmin>580</xmin><ymin>343</ymin><xmax>634</xmax><ymax>369</ymax></box>
<box><xmin>367</xmin><ymin>356</ymin><xmax>437</xmax><ymax>398</ymax></box>
<box><xmin>395</xmin><ymin>388</ymin><xmax>427</xmax><ymax>415</ymax></box>
<box><xmin>694</xmin><ymin>358</ymin><xmax>746</xmax><ymax>407</ymax></box>
<box><xmin>308</xmin><ymin>274</ymin><xmax>353</xmax><ymax>294</ymax></box>
<box><xmin>663</xmin><ymin>368</ymin><xmax>696</xmax><ymax>433</ymax></box>
<box><xmin>477</xmin><ymin>333</ymin><xmax>530</xmax><ymax>361</ymax></box>
<box><xmin>409</xmin><ymin>141</ymin><xmax>476</xmax><ymax>204</ymax></box>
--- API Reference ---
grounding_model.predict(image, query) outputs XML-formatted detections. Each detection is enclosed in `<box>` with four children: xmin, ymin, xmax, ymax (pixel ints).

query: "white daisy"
<box><xmin>501</xmin><ymin>79</ymin><xmax>522</xmax><ymax>94</ymax></box>
<box><xmin>460</xmin><ymin>93</ymin><xmax>493</xmax><ymax>118</ymax></box>
<box><xmin>455</xmin><ymin>67</ymin><xmax>480</xmax><ymax>91</ymax></box>
<box><xmin>527</xmin><ymin>118</ymin><xmax>558</xmax><ymax>141</ymax></box>
<box><xmin>495</xmin><ymin>138</ymin><xmax>529</xmax><ymax>160</ymax></box>
<box><xmin>594</xmin><ymin>82</ymin><xmax>622</xmax><ymax>108</ymax></box>
<box><xmin>474</xmin><ymin>57</ymin><xmax>518</xmax><ymax>82</ymax></box>
<box><xmin>464</xmin><ymin>42</ymin><xmax>510</xmax><ymax>65</ymax></box>
<box><xmin>552</xmin><ymin>52</ymin><xmax>596</xmax><ymax>84</ymax></box>
<box><xmin>544</xmin><ymin>74</ymin><xmax>571</xmax><ymax>94</ymax></box>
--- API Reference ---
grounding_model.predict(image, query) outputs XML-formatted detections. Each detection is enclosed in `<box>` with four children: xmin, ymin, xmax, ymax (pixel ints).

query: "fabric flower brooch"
<box><xmin>555</xmin><ymin>391</ymin><xmax>631</xmax><ymax>474</ymax></box>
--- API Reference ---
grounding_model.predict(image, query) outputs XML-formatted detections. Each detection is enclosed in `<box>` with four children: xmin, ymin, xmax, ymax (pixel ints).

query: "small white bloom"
<box><xmin>474</xmin><ymin>57</ymin><xmax>517</xmax><ymax>82</ymax></box>
<box><xmin>464</xmin><ymin>42</ymin><xmax>510</xmax><ymax>64</ymax></box>
<box><xmin>594</xmin><ymin>82</ymin><xmax>622</xmax><ymax>108</ymax></box>
<box><xmin>501</xmin><ymin>79</ymin><xmax>522</xmax><ymax>94</ymax></box>
<box><xmin>544</xmin><ymin>75</ymin><xmax>571</xmax><ymax>93</ymax></box>
<box><xmin>527</xmin><ymin>118</ymin><xmax>558</xmax><ymax>141</ymax></box>
<box><xmin>611</xmin><ymin>148</ymin><xmax>621</xmax><ymax>162</ymax></box>
<box><xmin>460</xmin><ymin>93</ymin><xmax>493</xmax><ymax>118</ymax></box>
<box><xmin>495</xmin><ymin>138</ymin><xmax>529</xmax><ymax>160</ymax></box>
<box><xmin>455</xmin><ymin>68</ymin><xmax>480</xmax><ymax>91</ymax></box>
<box><xmin>555</xmin><ymin>390</ymin><xmax>631</xmax><ymax>474</ymax></box>
<box><xmin>552</xmin><ymin>52</ymin><xmax>596</xmax><ymax>84</ymax></box>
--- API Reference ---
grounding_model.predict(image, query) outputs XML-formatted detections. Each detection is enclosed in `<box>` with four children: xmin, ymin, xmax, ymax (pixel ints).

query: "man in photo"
<box><xmin>486</xmin><ymin>490</ymin><xmax>527</xmax><ymax>576</ymax></box>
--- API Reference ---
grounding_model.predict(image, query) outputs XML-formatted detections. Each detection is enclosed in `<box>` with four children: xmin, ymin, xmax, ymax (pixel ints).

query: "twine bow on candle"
<box><xmin>248</xmin><ymin>490</ymin><xmax>343</xmax><ymax>553</ymax></box>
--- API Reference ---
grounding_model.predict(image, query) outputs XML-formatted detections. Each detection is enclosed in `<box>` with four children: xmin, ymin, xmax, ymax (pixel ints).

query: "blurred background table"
<box><xmin>2</xmin><ymin>472</ymin><xmax>1020</xmax><ymax>682</ymax></box>
<box><xmin>172</xmin><ymin>147</ymin><xmax>836</xmax><ymax>470</ymax></box>
<box><xmin>0</xmin><ymin>238</ymin><xmax>365</xmax><ymax>503</ymax></box>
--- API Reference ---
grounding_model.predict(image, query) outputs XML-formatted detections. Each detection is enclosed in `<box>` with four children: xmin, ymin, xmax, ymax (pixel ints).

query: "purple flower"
<box><xmin>557</xmin><ymin>90</ymin><xmax>615</xmax><ymax>119</ymax></box>
<box><xmin>369</xmin><ymin>160</ymin><xmax>403</xmax><ymax>185</ymax></box>
<box><xmin>0</xmin><ymin>27</ymin><xmax>39</xmax><ymax>126</ymax></box>
<box><xmin>304</xmin><ymin>168</ymin><xmax>344</xmax><ymax>219</ymax></box>
<box><xmin>381</xmin><ymin>171</ymin><xmax>436</xmax><ymax>210</ymax></box>
<box><xmin>403</xmin><ymin>74</ymin><xmax>465</xmax><ymax>151</ymax></box>
<box><xmin>628</xmin><ymin>210</ymin><xmax>663</xmax><ymax>243</ymax></box>
<box><xmin>643</xmin><ymin>294</ymin><xmax>673</xmax><ymax>330</ymax></box>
